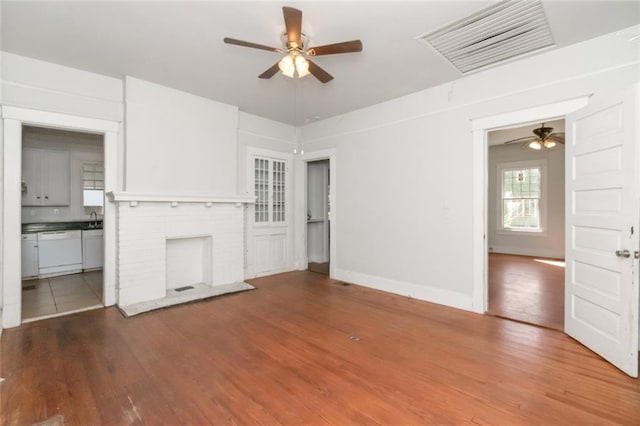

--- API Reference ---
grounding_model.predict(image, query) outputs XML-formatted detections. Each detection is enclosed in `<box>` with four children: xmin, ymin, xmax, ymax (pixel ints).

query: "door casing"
<box><xmin>471</xmin><ymin>96</ymin><xmax>591</xmax><ymax>315</ymax></box>
<box><xmin>302</xmin><ymin>149</ymin><xmax>337</xmax><ymax>278</ymax></box>
<box><xmin>1</xmin><ymin>106</ymin><xmax>119</xmax><ymax>328</ymax></box>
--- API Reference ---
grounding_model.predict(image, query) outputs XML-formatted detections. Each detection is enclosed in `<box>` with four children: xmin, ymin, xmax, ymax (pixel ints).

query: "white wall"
<box><xmin>124</xmin><ymin>77</ymin><xmax>238</xmax><ymax>196</ymax></box>
<box><xmin>1</xmin><ymin>52</ymin><xmax>123</xmax><ymax>122</ymax></box>
<box><xmin>487</xmin><ymin>142</ymin><xmax>565</xmax><ymax>259</ymax></box>
<box><xmin>299</xmin><ymin>27</ymin><xmax>640</xmax><ymax>311</ymax></box>
<box><xmin>237</xmin><ymin>111</ymin><xmax>296</xmax><ymax>195</ymax></box>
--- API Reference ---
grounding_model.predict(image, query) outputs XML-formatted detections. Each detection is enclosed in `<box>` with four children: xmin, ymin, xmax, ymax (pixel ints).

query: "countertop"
<box><xmin>22</xmin><ymin>221</ymin><xmax>103</xmax><ymax>234</ymax></box>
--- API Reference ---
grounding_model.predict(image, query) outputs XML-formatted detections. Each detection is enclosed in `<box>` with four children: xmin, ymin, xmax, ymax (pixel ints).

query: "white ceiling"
<box><xmin>2</xmin><ymin>1</ymin><xmax>639</xmax><ymax>125</ymax></box>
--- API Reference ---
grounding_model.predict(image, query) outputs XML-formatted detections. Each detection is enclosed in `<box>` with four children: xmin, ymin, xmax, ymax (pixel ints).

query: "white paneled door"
<box><xmin>565</xmin><ymin>85</ymin><xmax>639</xmax><ymax>377</ymax></box>
<box><xmin>247</xmin><ymin>151</ymin><xmax>292</xmax><ymax>278</ymax></box>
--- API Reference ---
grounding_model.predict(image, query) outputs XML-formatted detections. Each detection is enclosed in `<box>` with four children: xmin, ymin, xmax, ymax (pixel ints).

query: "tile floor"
<box><xmin>22</xmin><ymin>271</ymin><xmax>103</xmax><ymax>321</ymax></box>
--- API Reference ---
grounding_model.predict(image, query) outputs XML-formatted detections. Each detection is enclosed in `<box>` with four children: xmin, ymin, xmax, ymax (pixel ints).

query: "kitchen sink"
<box><xmin>22</xmin><ymin>221</ymin><xmax>103</xmax><ymax>234</ymax></box>
<box><xmin>82</xmin><ymin>223</ymin><xmax>103</xmax><ymax>230</ymax></box>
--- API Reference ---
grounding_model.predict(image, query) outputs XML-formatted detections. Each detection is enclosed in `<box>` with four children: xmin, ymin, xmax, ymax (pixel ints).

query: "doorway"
<box><xmin>20</xmin><ymin>125</ymin><xmax>105</xmax><ymax>321</ymax></box>
<box><xmin>472</xmin><ymin>91</ymin><xmax>639</xmax><ymax>377</ymax></box>
<box><xmin>301</xmin><ymin>149</ymin><xmax>336</xmax><ymax>277</ymax></box>
<box><xmin>2</xmin><ymin>106</ymin><xmax>118</xmax><ymax>328</ymax></box>
<box><xmin>307</xmin><ymin>159</ymin><xmax>330</xmax><ymax>274</ymax></box>
<box><xmin>485</xmin><ymin>119</ymin><xmax>566</xmax><ymax>330</ymax></box>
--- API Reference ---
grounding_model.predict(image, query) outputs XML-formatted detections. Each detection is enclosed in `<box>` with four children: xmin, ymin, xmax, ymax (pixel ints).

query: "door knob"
<box><xmin>615</xmin><ymin>249</ymin><xmax>631</xmax><ymax>258</ymax></box>
<box><xmin>635</xmin><ymin>251</ymin><xmax>640</xmax><ymax>260</ymax></box>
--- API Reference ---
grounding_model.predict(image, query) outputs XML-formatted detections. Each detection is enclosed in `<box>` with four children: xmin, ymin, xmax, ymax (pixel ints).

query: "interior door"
<box><xmin>565</xmin><ymin>84</ymin><xmax>639</xmax><ymax>377</ymax></box>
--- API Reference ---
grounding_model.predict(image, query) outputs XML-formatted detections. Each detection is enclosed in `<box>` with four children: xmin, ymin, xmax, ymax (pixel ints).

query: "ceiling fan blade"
<box><xmin>504</xmin><ymin>136</ymin><xmax>535</xmax><ymax>145</ymax></box>
<box><xmin>308</xmin><ymin>60</ymin><xmax>334</xmax><ymax>83</ymax></box>
<box><xmin>258</xmin><ymin>63</ymin><xmax>280</xmax><ymax>79</ymax></box>
<box><xmin>307</xmin><ymin>40</ymin><xmax>363</xmax><ymax>56</ymax></box>
<box><xmin>224</xmin><ymin>37</ymin><xmax>282</xmax><ymax>53</ymax></box>
<box><xmin>283</xmin><ymin>6</ymin><xmax>302</xmax><ymax>47</ymax></box>
<box><xmin>547</xmin><ymin>135</ymin><xmax>565</xmax><ymax>144</ymax></box>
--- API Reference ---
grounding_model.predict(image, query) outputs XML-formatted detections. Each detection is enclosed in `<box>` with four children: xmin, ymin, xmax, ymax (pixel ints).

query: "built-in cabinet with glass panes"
<box><xmin>82</xmin><ymin>162</ymin><xmax>104</xmax><ymax>207</ymax></box>
<box><xmin>254</xmin><ymin>157</ymin><xmax>286</xmax><ymax>224</ymax></box>
<box><xmin>251</xmin><ymin>155</ymin><xmax>289</xmax><ymax>277</ymax></box>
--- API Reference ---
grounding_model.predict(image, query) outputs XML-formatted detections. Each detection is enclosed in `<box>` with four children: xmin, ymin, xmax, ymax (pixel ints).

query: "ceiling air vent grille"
<box><xmin>419</xmin><ymin>0</ymin><xmax>554</xmax><ymax>73</ymax></box>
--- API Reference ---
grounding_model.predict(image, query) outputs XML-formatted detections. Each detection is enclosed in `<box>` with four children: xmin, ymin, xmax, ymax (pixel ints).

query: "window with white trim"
<box><xmin>254</xmin><ymin>157</ymin><xmax>286</xmax><ymax>223</ymax></box>
<box><xmin>499</xmin><ymin>161</ymin><xmax>545</xmax><ymax>232</ymax></box>
<box><xmin>82</xmin><ymin>162</ymin><xmax>104</xmax><ymax>207</ymax></box>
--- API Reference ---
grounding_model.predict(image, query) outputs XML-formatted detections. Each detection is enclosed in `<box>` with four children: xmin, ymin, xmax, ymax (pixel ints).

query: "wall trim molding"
<box><xmin>107</xmin><ymin>191</ymin><xmax>255</xmax><ymax>205</ymax></box>
<box><xmin>334</xmin><ymin>268</ymin><xmax>473</xmax><ymax>312</ymax></box>
<box><xmin>2</xmin><ymin>106</ymin><xmax>120</xmax><ymax>132</ymax></box>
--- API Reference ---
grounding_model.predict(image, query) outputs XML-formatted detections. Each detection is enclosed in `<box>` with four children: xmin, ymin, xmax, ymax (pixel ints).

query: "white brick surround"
<box><xmin>109</xmin><ymin>193</ymin><xmax>254</xmax><ymax>306</ymax></box>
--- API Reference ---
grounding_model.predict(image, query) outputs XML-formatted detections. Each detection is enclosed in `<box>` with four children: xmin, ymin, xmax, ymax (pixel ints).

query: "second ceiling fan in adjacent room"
<box><xmin>224</xmin><ymin>6</ymin><xmax>363</xmax><ymax>83</ymax></box>
<box><xmin>504</xmin><ymin>124</ymin><xmax>565</xmax><ymax>150</ymax></box>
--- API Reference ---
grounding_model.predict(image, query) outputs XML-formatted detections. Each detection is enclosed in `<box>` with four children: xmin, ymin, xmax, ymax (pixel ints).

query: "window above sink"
<box><xmin>83</xmin><ymin>162</ymin><xmax>104</xmax><ymax>207</ymax></box>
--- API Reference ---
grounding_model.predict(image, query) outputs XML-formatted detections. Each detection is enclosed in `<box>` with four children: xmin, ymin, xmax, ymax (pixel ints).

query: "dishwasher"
<box><xmin>37</xmin><ymin>230</ymin><xmax>83</xmax><ymax>277</ymax></box>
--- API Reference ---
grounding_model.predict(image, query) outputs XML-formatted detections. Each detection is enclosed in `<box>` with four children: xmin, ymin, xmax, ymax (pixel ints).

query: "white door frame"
<box><xmin>1</xmin><ymin>106</ymin><xmax>120</xmax><ymax>328</ymax></box>
<box><xmin>301</xmin><ymin>149</ymin><xmax>337</xmax><ymax>278</ymax></box>
<box><xmin>470</xmin><ymin>96</ymin><xmax>590</xmax><ymax>313</ymax></box>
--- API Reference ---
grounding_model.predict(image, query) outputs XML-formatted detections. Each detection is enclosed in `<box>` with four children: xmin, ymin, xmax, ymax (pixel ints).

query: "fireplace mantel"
<box><xmin>107</xmin><ymin>191</ymin><xmax>255</xmax><ymax>207</ymax></box>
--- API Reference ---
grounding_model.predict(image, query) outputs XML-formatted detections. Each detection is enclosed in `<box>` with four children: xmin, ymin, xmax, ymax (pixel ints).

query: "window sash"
<box><xmin>500</xmin><ymin>165</ymin><xmax>542</xmax><ymax>231</ymax></box>
<box><xmin>254</xmin><ymin>157</ymin><xmax>286</xmax><ymax>224</ymax></box>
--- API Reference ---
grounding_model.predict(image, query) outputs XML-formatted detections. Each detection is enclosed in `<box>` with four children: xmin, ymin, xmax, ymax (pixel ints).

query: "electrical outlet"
<box><xmin>53</xmin><ymin>208</ymin><xmax>59</xmax><ymax>216</ymax></box>
<box><xmin>30</xmin><ymin>209</ymin><xmax>36</xmax><ymax>217</ymax></box>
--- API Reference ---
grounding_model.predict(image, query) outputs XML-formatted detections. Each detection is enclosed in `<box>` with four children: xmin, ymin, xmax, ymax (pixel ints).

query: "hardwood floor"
<box><xmin>308</xmin><ymin>262</ymin><xmax>329</xmax><ymax>275</ymax></box>
<box><xmin>2</xmin><ymin>271</ymin><xmax>638</xmax><ymax>424</ymax></box>
<box><xmin>488</xmin><ymin>253</ymin><xmax>565</xmax><ymax>330</ymax></box>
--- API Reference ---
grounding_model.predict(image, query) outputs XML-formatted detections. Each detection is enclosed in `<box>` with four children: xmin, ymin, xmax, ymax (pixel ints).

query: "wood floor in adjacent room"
<box><xmin>488</xmin><ymin>252</ymin><xmax>565</xmax><ymax>330</ymax></box>
<box><xmin>2</xmin><ymin>271</ymin><xmax>638</xmax><ymax>425</ymax></box>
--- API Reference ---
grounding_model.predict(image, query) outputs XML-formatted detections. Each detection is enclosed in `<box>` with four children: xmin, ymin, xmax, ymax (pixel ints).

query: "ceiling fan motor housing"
<box><xmin>533</xmin><ymin>125</ymin><xmax>554</xmax><ymax>140</ymax></box>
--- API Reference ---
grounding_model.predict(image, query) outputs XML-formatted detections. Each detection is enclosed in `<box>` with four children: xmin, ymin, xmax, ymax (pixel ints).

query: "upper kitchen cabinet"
<box><xmin>22</xmin><ymin>148</ymin><xmax>70</xmax><ymax>206</ymax></box>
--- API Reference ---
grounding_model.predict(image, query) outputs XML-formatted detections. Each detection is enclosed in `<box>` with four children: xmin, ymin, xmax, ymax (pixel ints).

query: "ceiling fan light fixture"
<box><xmin>544</xmin><ymin>139</ymin><xmax>556</xmax><ymax>149</ymax></box>
<box><xmin>278</xmin><ymin>54</ymin><xmax>295</xmax><ymax>78</ymax></box>
<box><xmin>529</xmin><ymin>140</ymin><xmax>542</xmax><ymax>150</ymax></box>
<box><xmin>295</xmin><ymin>54</ymin><xmax>310</xmax><ymax>78</ymax></box>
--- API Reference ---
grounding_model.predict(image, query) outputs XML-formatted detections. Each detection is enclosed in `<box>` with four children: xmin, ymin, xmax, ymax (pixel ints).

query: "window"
<box><xmin>499</xmin><ymin>161</ymin><xmax>545</xmax><ymax>232</ymax></box>
<box><xmin>82</xmin><ymin>162</ymin><xmax>104</xmax><ymax>207</ymax></box>
<box><xmin>254</xmin><ymin>157</ymin><xmax>286</xmax><ymax>223</ymax></box>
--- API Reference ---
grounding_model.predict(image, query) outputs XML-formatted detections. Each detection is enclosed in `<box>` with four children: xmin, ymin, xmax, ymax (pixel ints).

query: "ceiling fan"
<box><xmin>223</xmin><ymin>6</ymin><xmax>363</xmax><ymax>83</ymax></box>
<box><xmin>503</xmin><ymin>124</ymin><xmax>565</xmax><ymax>150</ymax></box>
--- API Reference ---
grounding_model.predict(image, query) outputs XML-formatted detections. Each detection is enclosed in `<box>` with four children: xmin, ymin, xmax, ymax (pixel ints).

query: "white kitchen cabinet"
<box><xmin>22</xmin><ymin>148</ymin><xmax>70</xmax><ymax>206</ymax></box>
<box><xmin>21</xmin><ymin>233</ymin><xmax>39</xmax><ymax>279</ymax></box>
<box><xmin>82</xmin><ymin>229</ymin><xmax>104</xmax><ymax>270</ymax></box>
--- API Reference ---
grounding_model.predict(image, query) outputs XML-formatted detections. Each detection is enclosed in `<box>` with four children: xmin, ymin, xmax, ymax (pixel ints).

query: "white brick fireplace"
<box><xmin>108</xmin><ymin>192</ymin><xmax>254</xmax><ymax>307</ymax></box>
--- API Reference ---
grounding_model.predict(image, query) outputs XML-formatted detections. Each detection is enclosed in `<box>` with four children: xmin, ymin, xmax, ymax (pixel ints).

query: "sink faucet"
<box><xmin>90</xmin><ymin>211</ymin><xmax>98</xmax><ymax>228</ymax></box>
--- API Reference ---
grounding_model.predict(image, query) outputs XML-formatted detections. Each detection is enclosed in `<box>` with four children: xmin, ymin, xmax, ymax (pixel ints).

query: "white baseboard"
<box><xmin>489</xmin><ymin>246</ymin><xmax>564</xmax><ymax>259</ymax></box>
<box><xmin>334</xmin><ymin>268</ymin><xmax>473</xmax><ymax>312</ymax></box>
